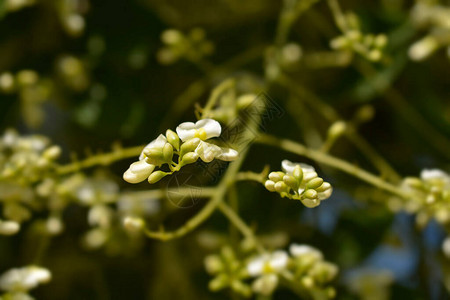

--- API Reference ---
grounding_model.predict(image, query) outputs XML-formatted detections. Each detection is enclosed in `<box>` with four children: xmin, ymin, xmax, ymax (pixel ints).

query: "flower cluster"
<box><xmin>156</xmin><ymin>28</ymin><xmax>214</xmax><ymax>65</ymax></box>
<box><xmin>0</xmin><ymin>129</ymin><xmax>61</xmax><ymax>185</ymax></box>
<box><xmin>0</xmin><ymin>71</ymin><xmax>52</xmax><ymax>128</ymax></box>
<box><xmin>123</xmin><ymin>119</ymin><xmax>238</xmax><ymax>184</ymax></box>
<box><xmin>265</xmin><ymin>160</ymin><xmax>333</xmax><ymax>208</ymax></box>
<box><xmin>408</xmin><ymin>0</ymin><xmax>450</xmax><ymax>61</ymax></box>
<box><xmin>0</xmin><ymin>265</ymin><xmax>51</xmax><ymax>300</ymax></box>
<box><xmin>389</xmin><ymin>169</ymin><xmax>450</xmax><ymax>226</ymax></box>
<box><xmin>205</xmin><ymin>244</ymin><xmax>338</xmax><ymax>298</ymax></box>
<box><xmin>330</xmin><ymin>12</ymin><xmax>387</xmax><ymax>62</ymax></box>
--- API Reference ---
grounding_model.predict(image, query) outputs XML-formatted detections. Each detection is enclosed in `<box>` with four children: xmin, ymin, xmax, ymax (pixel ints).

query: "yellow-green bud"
<box><xmin>148</xmin><ymin>171</ymin><xmax>168</xmax><ymax>184</ymax></box>
<box><xmin>307</xmin><ymin>178</ymin><xmax>324</xmax><ymax>190</ymax></box>
<box><xmin>166</xmin><ymin>129</ymin><xmax>180</xmax><ymax>151</ymax></box>
<box><xmin>275</xmin><ymin>181</ymin><xmax>288</xmax><ymax>193</ymax></box>
<box><xmin>43</xmin><ymin>145</ymin><xmax>62</xmax><ymax>160</ymax></box>
<box><xmin>180</xmin><ymin>152</ymin><xmax>199</xmax><ymax>166</ymax></box>
<box><xmin>283</xmin><ymin>174</ymin><xmax>298</xmax><ymax>189</ymax></box>
<box><xmin>180</xmin><ymin>138</ymin><xmax>201</xmax><ymax>157</ymax></box>
<box><xmin>269</xmin><ymin>171</ymin><xmax>284</xmax><ymax>182</ymax></box>
<box><xmin>265</xmin><ymin>180</ymin><xmax>276</xmax><ymax>192</ymax></box>
<box><xmin>292</xmin><ymin>165</ymin><xmax>303</xmax><ymax>182</ymax></box>
<box><xmin>303</xmin><ymin>189</ymin><xmax>318</xmax><ymax>200</ymax></box>
<box><xmin>162</xmin><ymin>143</ymin><xmax>173</xmax><ymax>162</ymax></box>
<box><xmin>327</xmin><ymin>121</ymin><xmax>346</xmax><ymax>140</ymax></box>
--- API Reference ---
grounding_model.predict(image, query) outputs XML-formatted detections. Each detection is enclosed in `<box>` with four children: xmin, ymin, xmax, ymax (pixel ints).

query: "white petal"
<box><xmin>196</xmin><ymin>119</ymin><xmax>221</xmax><ymax>139</ymax></box>
<box><xmin>289</xmin><ymin>244</ymin><xmax>323</xmax><ymax>259</ymax></box>
<box><xmin>123</xmin><ymin>161</ymin><xmax>155</xmax><ymax>184</ymax></box>
<box><xmin>216</xmin><ymin>148</ymin><xmax>238</xmax><ymax>161</ymax></box>
<box><xmin>282</xmin><ymin>160</ymin><xmax>315</xmax><ymax>175</ymax></box>
<box><xmin>247</xmin><ymin>256</ymin><xmax>265</xmax><ymax>276</ymax></box>
<box><xmin>195</xmin><ymin>141</ymin><xmax>222</xmax><ymax>163</ymax></box>
<box><xmin>421</xmin><ymin>169</ymin><xmax>449</xmax><ymax>181</ymax></box>
<box><xmin>269</xmin><ymin>251</ymin><xmax>288</xmax><ymax>271</ymax></box>
<box><xmin>176</xmin><ymin>122</ymin><xmax>197</xmax><ymax>142</ymax></box>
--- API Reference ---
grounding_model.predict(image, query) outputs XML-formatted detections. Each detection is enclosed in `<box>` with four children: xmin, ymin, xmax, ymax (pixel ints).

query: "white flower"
<box><xmin>289</xmin><ymin>244</ymin><xmax>323</xmax><ymax>260</ymax></box>
<box><xmin>195</xmin><ymin>141</ymin><xmax>238</xmax><ymax>163</ymax></box>
<box><xmin>176</xmin><ymin>119</ymin><xmax>221</xmax><ymax>142</ymax></box>
<box><xmin>247</xmin><ymin>251</ymin><xmax>288</xmax><ymax>276</ymax></box>
<box><xmin>123</xmin><ymin>160</ymin><xmax>155</xmax><ymax>184</ymax></box>
<box><xmin>0</xmin><ymin>266</ymin><xmax>51</xmax><ymax>292</ymax></box>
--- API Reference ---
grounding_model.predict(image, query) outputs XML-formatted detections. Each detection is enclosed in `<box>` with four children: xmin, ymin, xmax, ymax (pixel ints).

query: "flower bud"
<box><xmin>292</xmin><ymin>165</ymin><xmax>303</xmax><ymax>182</ymax></box>
<box><xmin>303</xmin><ymin>189</ymin><xmax>318</xmax><ymax>200</ymax></box>
<box><xmin>180</xmin><ymin>137</ymin><xmax>201</xmax><ymax>157</ymax></box>
<box><xmin>0</xmin><ymin>220</ymin><xmax>20</xmax><ymax>235</ymax></box>
<box><xmin>43</xmin><ymin>145</ymin><xmax>62</xmax><ymax>160</ymax></box>
<box><xmin>269</xmin><ymin>172</ymin><xmax>284</xmax><ymax>182</ymax></box>
<box><xmin>123</xmin><ymin>216</ymin><xmax>145</xmax><ymax>233</ymax></box>
<box><xmin>307</xmin><ymin>178</ymin><xmax>324</xmax><ymax>190</ymax></box>
<box><xmin>265</xmin><ymin>180</ymin><xmax>276</xmax><ymax>192</ymax></box>
<box><xmin>274</xmin><ymin>181</ymin><xmax>288</xmax><ymax>193</ymax></box>
<box><xmin>162</xmin><ymin>143</ymin><xmax>174</xmax><ymax>162</ymax></box>
<box><xmin>180</xmin><ymin>152</ymin><xmax>199</xmax><ymax>166</ymax></box>
<box><xmin>283</xmin><ymin>174</ymin><xmax>298</xmax><ymax>190</ymax></box>
<box><xmin>148</xmin><ymin>170</ymin><xmax>168</xmax><ymax>184</ymax></box>
<box><xmin>166</xmin><ymin>129</ymin><xmax>180</xmax><ymax>151</ymax></box>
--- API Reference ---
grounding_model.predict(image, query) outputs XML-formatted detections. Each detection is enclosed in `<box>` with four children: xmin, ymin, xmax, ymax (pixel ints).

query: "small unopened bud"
<box><xmin>180</xmin><ymin>138</ymin><xmax>201</xmax><ymax>156</ymax></box>
<box><xmin>43</xmin><ymin>145</ymin><xmax>62</xmax><ymax>160</ymax></box>
<box><xmin>303</xmin><ymin>189</ymin><xmax>318</xmax><ymax>200</ymax></box>
<box><xmin>292</xmin><ymin>165</ymin><xmax>303</xmax><ymax>182</ymax></box>
<box><xmin>180</xmin><ymin>152</ymin><xmax>199</xmax><ymax>166</ymax></box>
<box><xmin>148</xmin><ymin>170</ymin><xmax>168</xmax><ymax>184</ymax></box>
<box><xmin>236</xmin><ymin>94</ymin><xmax>256</xmax><ymax>110</ymax></box>
<box><xmin>166</xmin><ymin>129</ymin><xmax>180</xmax><ymax>151</ymax></box>
<box><xmin>409</xmin><ymin>35</ymin><xmax>439</xmax><ymax>61</ymax></box>
<box><xmin>162</xmin><ymin>143</ymin><xmax>174</xmax><ymax>162</ymax></box>
<box><xmin>307</xmin><ymin>178</ymin><xmax>324</xmax><ymax>190</ymax></box>
<box><xmin>0</xmin><ymin>72</ymin><xmax>15</xmax><ymax>93</ymax></box>
<box><xmin>283</xmin><ymin>174</ymin><xmax>298</xmax><ymax>189</ymax></box>
<box><xmin>274</xmin><ymin>181</ymin><xmax>288</xmax><ymax>193</ymax></box>
<box><xmin>123</xmin><ymin>216</ymin><xmax>145</xmax><ymax>233</ymax></box>
<box><xmin>327</xmin><ymin>121</ymin><xmax>347</xmax><ymax>140</ymax></box>
<box><xmin>265</xmin><ymin>180</ymin><xmax>276</xmax><ymax>192</ymax></box>
<box><xmin>269</xmin><ymin>172</ymin><xmax>284</xmax><ymax>182</ymax></box>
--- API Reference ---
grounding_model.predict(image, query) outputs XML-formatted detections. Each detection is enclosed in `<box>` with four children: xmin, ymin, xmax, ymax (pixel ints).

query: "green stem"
<box><xmin>218</xmin><ymin>201</ymin><xmax>265</xmax><ymax>254</ymax></box>
<box><xmin>56</xmin><ymin>145</ymin><xmax>144</xmax><ymax>175</ymax></box>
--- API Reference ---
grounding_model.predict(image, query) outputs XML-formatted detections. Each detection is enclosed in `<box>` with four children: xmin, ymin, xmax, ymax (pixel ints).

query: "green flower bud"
<box><xmin>180</xmin><ymin>138</ymin><xmax>201</xmax><ymax>157</ymax></box>
<box><xmin>303</xmin><ymin>189</ymin><xmax>318</xmax><ymax>200</ymax></box>
<box><xmin>162</xmin><ymin>143</ymin><xmax>174</xmax><ymax>162</ymax></box>
<box><xmin>209</xmin><ymin>274</ymin><xmax>228</xmax><ymax>291</ymax></box>
<box><xmin>269</xmin><ymin>171</ymin><xmax>284</xmax><ymax>182</ymax></box>
<box><xmin>275</xmin><ymin>181</ymin><xmax>288</xmax><ymax>193</ymax></box>
<box><xmin>180</xmin><ymin>152</ymin><xmax>199</xmax><ymax>166</ymax></box>
<box><xmin>292</xmin><ymin>165</ymin><xmax>303</xmax><ymax>182</ymax></box>
<box><xmin>283</xmin><ymin>174</ymin><xmax>298</xmax><ymax>190</ymax></box>
<box><xmin>307</xmin><ymin>178</ymin><xmax>324</xmax><ymax>190</ymax></box>
<box><xmin>265</xmin><ymin>180</ymin><xmax>276</xmax><ymax>192</ymax></box>
<box><xmin>166</xmin><ymin>129</ymin><xmax>180</xmax><ymax>151</ymax></box>
<box><xmin>148</xmin><ymin>171</ymin><xmax>168</xmax><ymax>184</ymax></box>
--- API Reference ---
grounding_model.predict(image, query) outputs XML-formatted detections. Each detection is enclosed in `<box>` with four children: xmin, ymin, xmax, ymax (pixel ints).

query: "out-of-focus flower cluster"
<box><xmin>0</xmin><ymin>265</ymin><xmax>51</xmax><ymax>300</ymax></box>
<box><xmin>265</xmin><ymin>160</ymin><xmax>333</xmax><ymax>208</ymax></box>
<box><xmin>205</xmin><ymin>244</ymin><xmax>337</xmax><ymax>298</ymax></box>
<box><xmin>0</xmin><ymin>71</ymin><xmax>52</xmax><ymax>128</ymax></box>
<box><xmin>330</xmin><ymin>12</ymin><xmax>388</xmax><ymax>62</ymax></box>
<box><xmin>389</xmin><ymin>169</ymin><xmax>450</xmax><ymax>227</ymax></box>
<box><xmin>123</xmin><ymin>118</ymin><xmax>238</xmax><ymax>184</ymax></box>
<box><xmin>409</xmin><ymin>0</ymin><xmax>450</xmax><ymax>61</ymax></box>
<box><xmin>156</xmin><ymin>28</ymin><xmax>214</xmax><ymax>65</ymax></box>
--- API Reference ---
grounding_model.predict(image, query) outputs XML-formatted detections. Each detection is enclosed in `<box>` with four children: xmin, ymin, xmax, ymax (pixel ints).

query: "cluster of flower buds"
<box><xmin>0</xmin><ymin>265</ymin><xmax>51</xmax><ymax>300</ymax></box>
<box><xmin>390</xmin><ymin>169</ymin><xmax>450</xmax><ymax>226</ymax></box>
<box><xmin>156</xmin><ymin>28</ymin><xmax>214</xmax><ymax>65</ymax></box>
<box><xmin>204</xmin><ymin>246</ymin><xmax>252</xmax><ymax>297</ymax></box>
<box><xmin>123</xmin><ymin>119</ymin><xmax>238</xmax><ymax>184</ymax></box>
<box><xmin>330</xmin><ymin>12</ymin><xmax>388</xmax><ymax>62</ymax></box>
<box><xmin>205</xmin><ymin>244</ymin><xmax>337</xmax><ymax>298</ymax></box>
<box><xmin>408</xmin><ymin>1</ymin><xmax>450</xmax><ymax>61</ymax></box>
<box><xmin>0</xmin><ymin>129</ymin><xmax>61</xmax><ymax>185</ymax></box>
<box><xmin>265</xmin><ymin>160</ymin><xmax>333</xmax><ymax>208</ymax></box>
